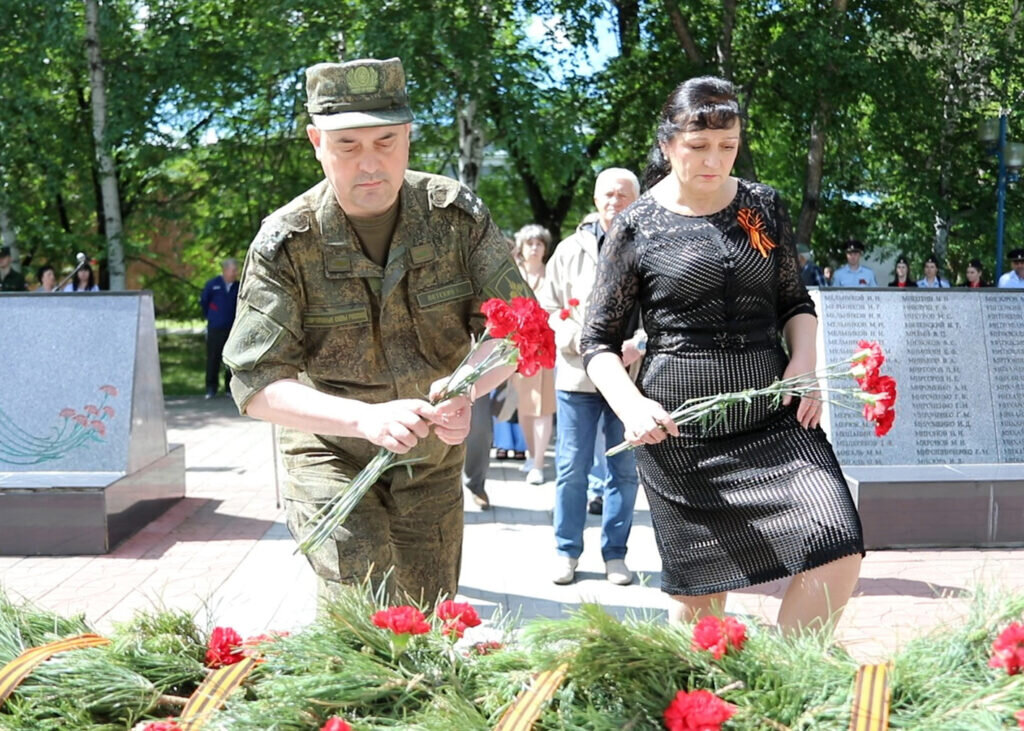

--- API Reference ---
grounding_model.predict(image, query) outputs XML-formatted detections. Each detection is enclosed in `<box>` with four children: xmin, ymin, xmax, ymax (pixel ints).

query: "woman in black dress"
<box><xmin>581</xmin><ymin>77</ymin><xmax>863</xmax><ymax>633</ymax></box>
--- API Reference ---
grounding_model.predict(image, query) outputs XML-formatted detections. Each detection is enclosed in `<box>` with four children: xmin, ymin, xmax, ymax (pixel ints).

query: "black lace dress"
<box><xmin>581</xmin><ymin>179</ymin><xmax>863</xmax><ymax>596</ymax></box>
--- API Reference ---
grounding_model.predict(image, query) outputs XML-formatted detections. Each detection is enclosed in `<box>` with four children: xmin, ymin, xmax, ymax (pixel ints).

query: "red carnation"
<box><xmin>84</xmin><ymin>404</ymin><xmax>100</xmax><ymax>415</ymax></box>
<box><xmin>559</xmin><ymin>309</ymin><xmax>571</xmax><ymax>320</ymax></box>
<box><xmin>691</xmin><ymin>615</ymin><xmax>747</xmax><ymax>660</ymax></box>
<box><xmin>320</xmin><ymin>718</ymin><xmax>352</xmax><ymax>731</ymax></box>
<box><xmin>73</xmin><ymin>414</ymin><xmax>88</xmax><ymax>427</ymax></box>
<box><xmin>102</xmin><ymin>405</ymin><xmax>116</xmax><ymax>418</ymax></box>
<box><xmin>372</xmin><ymin>606</ymin><xmax>431</xmax><ymax>636</ymax></box>
<box><xmin>852</xmin><ymin>340</ymin><xmax>885</xmax><ymax>384</ymax></box>
<box><xmin>989</xmin><ymin>621</ymin><xmax>1024</xmax><ymax>675</ymax></box>
<box><xmin>482</xmin><ymin>299</ymin><xmax>518</xmax><ymax>339</ymax></box>
<box><xmin>858</xmin><ymin>375</ymin><xmax>896</xmax><ymax>437</ymax></box>
<box><xmin>436</xmin><ymin>600</ymin><xmax>482</xmax><ymax>638</ymax></box>
<box><xmin>140</xmin><ymin>721</ymin><xmax>183</xmax><ymax>731</ymax></box>
<box><xmin>90</xmin><ymin>420</ymin><xmax>107</xmax><ymax>437</ymax></box>
<box><xmin>99</xmin><ymin>384</ymin><xmax>119</xmax><ymax>396</ymax></box>
<box><xmin>873</xmin><ymin>409</ymin><xmax>895</xmax><ymax>437</ymax></box>
<box><xmin>568</xmin><ymin>297</ymin><xmax>580</xmax><ymax>307</ymax></box>
<box><xmin>205</xmin><ymin>626</ymin><xmax>244</xmax><ymax>668</ymax></box>
<box><xmin>1015</xmin><ymin>709</ymin><xmax>1024</xmax><ymax>729</ymax></box>
<box><xmin>509</xmin><ymin>297</ymin><xmax>556</xmax><ymax>377</ymax></box>
<box><xmin>663</xmin><ymin>688</ymin><xmax>736</xmax><ymax>731</ymax></box>
<box><xmin>59</xmin><ymin>408</ymin><xmax>76</xmax><ymax>418</ymax></box>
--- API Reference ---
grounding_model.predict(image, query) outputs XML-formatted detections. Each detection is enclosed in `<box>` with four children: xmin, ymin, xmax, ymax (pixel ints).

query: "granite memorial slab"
<box><xmin>810</xmin><ymin>288</ymin><xmax>1024</xmax><ymax>548</ymax></box>
<box><xmin>0</xmin><ymin>292</ymin><xmax>184</xmax><ymax>554</ymax></box>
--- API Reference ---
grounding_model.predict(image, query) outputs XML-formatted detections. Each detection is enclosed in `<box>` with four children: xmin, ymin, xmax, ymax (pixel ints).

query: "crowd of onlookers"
<box><xmin>0</xmin><ymin>247</ymin><xmax>101</xmax><ymax>293</ymax></box>
<box><xmin>797</xmin><ymin>241</ymin><xmax>1024</xmax><ymax>289</ymax></box>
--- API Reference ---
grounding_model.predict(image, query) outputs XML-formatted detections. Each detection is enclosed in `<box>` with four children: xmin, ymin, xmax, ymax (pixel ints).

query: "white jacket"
<box><xmin>537</xmin><ymin>215</ymin><xmax>618</xmax><ymax>393</ymax></box>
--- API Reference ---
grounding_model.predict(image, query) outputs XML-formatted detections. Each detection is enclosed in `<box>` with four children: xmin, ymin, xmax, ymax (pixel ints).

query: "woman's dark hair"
<box><xmin>642</xmin><ymin>76</ymin><xmax>741</xmax><ymax>191</ymax></box>
<box><xmin>967</xmin><ymin>258</ymin><xmax>984</xmax><ymax>271</ymax></box>
<box><xmin>72</xmin><ymin>262</ymin><xmax>95</xmax><ymax>291</ymax></box>
<box><xmin>36</xmin><ymin>264</ymin><xmax>54</xmax><ymax>282</ymax></box>
<box><xmin>924</xmin><ymin>254</ymin><xmax>940</xmax><ymax>267</ymax></box>
<box><xmin>892</xmin><ymin>255</ymin><xmax>911</xmax><ymax>281</ymax></box>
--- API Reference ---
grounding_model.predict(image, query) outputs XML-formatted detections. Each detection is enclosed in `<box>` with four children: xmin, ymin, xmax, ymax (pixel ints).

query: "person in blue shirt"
<box><xmin>998</xmin><ymin>248</ymin><xmax>1024</xmax><ymax>288</ymax></box>
<box><xmin>831</xmin><ymin>239</ymin><xmax>878</xmax><ymax>287</ymax></box>
<box><xmin>916</xmin><ymin>255</ymin><xmax>950</xmax><ymax>288</ymax></box>
<box><xmin>200</xmin><ymin>258</ymin><xmax>240</xmax><ymax>398</ymax></box>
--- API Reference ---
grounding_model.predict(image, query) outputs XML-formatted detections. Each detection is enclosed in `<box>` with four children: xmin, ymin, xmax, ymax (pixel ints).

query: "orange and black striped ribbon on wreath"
<box><xmin>177</xmin><ymin>656</ymin><xmax>260</xmax><ymax>731</ymax></box>
<box><xmin>0</xmin><ymin>633</ymin><xmax>111</xmax><ymax>707</ymax></box>
<box><xmin>849</xmin><ymin>663</ymin><xmax>891</xmax><ymax>731</ymax></box>
<box><xmin>493</xmin><ymin>662</ymin><xmax>569</xmax><ymax>731</ymax></box>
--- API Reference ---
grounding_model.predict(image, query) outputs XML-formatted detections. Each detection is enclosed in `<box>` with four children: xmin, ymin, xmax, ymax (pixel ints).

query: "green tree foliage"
<box><xmin>1</xmin><ymin>0</ymin><xmax>1022</xmax><ymax>309</ymax></box>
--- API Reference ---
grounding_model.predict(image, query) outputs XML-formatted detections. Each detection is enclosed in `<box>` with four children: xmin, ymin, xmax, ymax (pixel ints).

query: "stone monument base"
<box><xmin>845</xmin><ymin>465</ymin><xmax>1024</xmax><ymax>549</ymax></box>
<box><xmin>0</xmin><ymin>445</ymin><xmax>185</xmax><ymax>555</ymax></box>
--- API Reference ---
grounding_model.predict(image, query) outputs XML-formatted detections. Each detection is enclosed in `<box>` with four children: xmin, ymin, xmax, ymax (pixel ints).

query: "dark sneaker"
<box><xmin>587</xmin><ymin>496</ymin><xmax>604</xmax><ymax>515</ymax></box>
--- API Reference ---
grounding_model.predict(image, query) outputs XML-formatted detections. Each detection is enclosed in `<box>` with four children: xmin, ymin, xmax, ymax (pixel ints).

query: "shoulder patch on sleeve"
<box><xmin>254</xmin><ymin>210</ymin><xmax>311</xmax><ymax>260</ymax></box>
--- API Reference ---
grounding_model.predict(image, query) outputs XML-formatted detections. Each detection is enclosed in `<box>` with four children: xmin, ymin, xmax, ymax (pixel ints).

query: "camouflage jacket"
<box><xmin>224</xmin><ymin>170</ymin><xmax>530</xmax><ymax>507</ymax></box>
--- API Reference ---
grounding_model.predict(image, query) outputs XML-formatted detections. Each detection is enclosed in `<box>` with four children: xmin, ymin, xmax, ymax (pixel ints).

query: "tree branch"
<box><xmin>663</xmin><ymin>0</ymin><xmax>704</xmax><ymax>64</ymax></box>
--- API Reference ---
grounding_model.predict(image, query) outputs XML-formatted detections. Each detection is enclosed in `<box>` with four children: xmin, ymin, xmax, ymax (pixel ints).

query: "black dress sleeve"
<box><xmin>772</xmin><ymin>191</ymin><xmax>816</xmax><ymax>325</ymax></box>
<box><xmin>581</xmin><ymin>217</ymin><xmax>640</xmax><ymax>370</ymax></box>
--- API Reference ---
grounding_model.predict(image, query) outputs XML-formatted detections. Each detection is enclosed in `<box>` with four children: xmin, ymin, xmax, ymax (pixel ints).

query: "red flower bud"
<box><xmin>205</xmin><ymin>626</ymin><xmax>245</xmax><ymax>668</ymax></box>
<box><xmin>436</xmin><ymin>600</ymin><xmax>482</xmax><ymax>638</ymax></box>
<box><xmin>663</xmin><ymin>688</ymin><xmax>735</xmax><ymax>731</ymax></box>
<box><xmin>372</xmin><ymin>606</ymin><xmax>431</xmax><ymax>636</ymax></box>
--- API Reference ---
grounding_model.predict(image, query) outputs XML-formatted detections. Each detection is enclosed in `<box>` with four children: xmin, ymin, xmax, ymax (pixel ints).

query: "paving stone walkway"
<box><xmin>1</xmin><ymin>396</ymin><xmax>1022</xmax><ymax>664</ymax></box>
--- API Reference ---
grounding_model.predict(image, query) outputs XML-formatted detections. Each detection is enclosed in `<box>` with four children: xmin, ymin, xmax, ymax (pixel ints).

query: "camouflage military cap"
<box><xmin>306</xmin><ymin>57</ymin><xmax>414</xmax><ymax>130</ymax></box>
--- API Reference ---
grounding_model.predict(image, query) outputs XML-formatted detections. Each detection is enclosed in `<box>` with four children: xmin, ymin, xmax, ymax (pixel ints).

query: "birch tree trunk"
<box><xmin>457</xmin><ymin>97</ymin><xmax>484</xmax><ymax>192</ymax></box>
<box><xmin>0</xmin><ymin>205</ymin><xmax>18</xmax><ymax>271</ymax></box>
<box><xmin>84</xmin><ymin>0</ymin><xmax>125</xmax><ymax>290</ymax></box>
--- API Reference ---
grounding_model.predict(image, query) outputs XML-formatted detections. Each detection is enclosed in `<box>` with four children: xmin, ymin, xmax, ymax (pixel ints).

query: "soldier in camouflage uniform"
<box><xmin>224</xmin><ymin>57</ymin><xmax>531</xmax><ymax>606</ymax></box>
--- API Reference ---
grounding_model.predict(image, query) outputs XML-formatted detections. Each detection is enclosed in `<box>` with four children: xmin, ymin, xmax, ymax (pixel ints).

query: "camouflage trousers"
<box><xmin>284</xmin><ymin>476</ymin><xmax>464</xmax><ymax>610</ymax></box>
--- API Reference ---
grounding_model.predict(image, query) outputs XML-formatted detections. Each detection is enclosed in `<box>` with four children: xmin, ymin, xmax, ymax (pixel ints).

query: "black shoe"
<box><xmin>587</xmin><ymin>496</ymin><xmax>603</xmax><ymax>515</ymax></box>
<box><xmin>495</xmin><ymin>449</ymin><xmax>509</xmax><ymax>460</ymax></box>
<box><xmin>512</xmin><ymin>451</ymin><xmax>527</xmax><ymax>461</ymax></box>
<box><xmin>205</xmin><ymin>390</ymin><xmax>216</xmax><ymax>400</ymax></box>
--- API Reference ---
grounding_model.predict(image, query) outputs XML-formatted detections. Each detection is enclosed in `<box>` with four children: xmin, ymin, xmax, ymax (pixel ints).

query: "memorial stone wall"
<box><xmin>813</xmin><ymin>288</ymin><xmax>1024</xmax><ymax>466</ymax></box>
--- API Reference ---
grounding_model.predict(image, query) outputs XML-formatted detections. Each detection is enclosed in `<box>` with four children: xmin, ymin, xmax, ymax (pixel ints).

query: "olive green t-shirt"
<box><xmin>347</xmin><ymin>199</ymin><xmax>400</xmax><ymax>267</ymax></box>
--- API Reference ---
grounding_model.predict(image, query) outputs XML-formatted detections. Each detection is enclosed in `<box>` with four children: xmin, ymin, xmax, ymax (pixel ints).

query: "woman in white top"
<box><xmin>64</xmin><ymin>262</ymin><xmax>100</xmax><ymax>292</ymax></box>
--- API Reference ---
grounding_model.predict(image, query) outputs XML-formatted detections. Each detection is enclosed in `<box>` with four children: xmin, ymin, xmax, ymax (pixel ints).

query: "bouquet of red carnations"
<box><xmin>607</xmin><ymin>340</ymin><xmax>897</xmax><ymax>457</ymax></box>
<box><xmin>298</xmin><ymin>297</ymin><xmax>555</xmax><ymax>555</ymax></box>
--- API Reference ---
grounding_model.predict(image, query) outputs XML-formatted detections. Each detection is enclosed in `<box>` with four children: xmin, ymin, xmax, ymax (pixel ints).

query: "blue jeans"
<box><xmin>588</xmin><ymin>416</ymin><xmax>610</xmax><ymax>499</ymax></box>
<box><xmin>554</xmin><ymin>390</ymin><xmax>638</xmax><ymax>561</ymax></box>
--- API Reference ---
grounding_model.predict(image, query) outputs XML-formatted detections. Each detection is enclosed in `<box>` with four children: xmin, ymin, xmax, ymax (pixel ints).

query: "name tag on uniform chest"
<box><xmin>303</xmin><ymin>303</ymin><xmax>370</xmax><ymax>328</ymax></box>
<box><xmin>415</xmin><ymin>279</ymin><xmax>474</xmax><ymax>308</ymax></box>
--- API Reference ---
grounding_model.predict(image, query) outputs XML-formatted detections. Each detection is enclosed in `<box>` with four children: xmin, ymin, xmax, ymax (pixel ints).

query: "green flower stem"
<box><xmin>606</xmin><ymin>353</ymin><xmax>884</xmax><ymax>457</ymax></box>
<box><xmin>298</xmin><ymin>337</ymin><xmax>520</xmax><ymax>556</ymax></box>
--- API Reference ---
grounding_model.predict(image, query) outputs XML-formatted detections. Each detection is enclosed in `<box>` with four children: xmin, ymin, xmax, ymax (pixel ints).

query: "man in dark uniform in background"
<box><xmin>200</xmin><ymin>258</ymin><xmax>240</xmax><ymax>398</ymax></box>
<box><xmin>223</xmin><ymin>57</ymin><xmax>529</xmax><ymax>606</ymax></box>
<box><xmin>0</xmin><ymin>247</ymin><xmax>27</xmax><ymax>292</ymax></box>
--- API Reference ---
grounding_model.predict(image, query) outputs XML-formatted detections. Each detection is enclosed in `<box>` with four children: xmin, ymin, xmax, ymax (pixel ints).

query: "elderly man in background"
<box><xmin>797</xmin><ymin>245</ymin><xmax>826</xmax><ymax>287</ymax></box>
<box><xmin>538</xmin><ymin>168</ymin><xmax>644</xmax><ymax>587</ymax></box>
<box><xmin>200</xmin><ymin>258</ymin><xmax>241</xmax><ymax>399</ymax></box>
